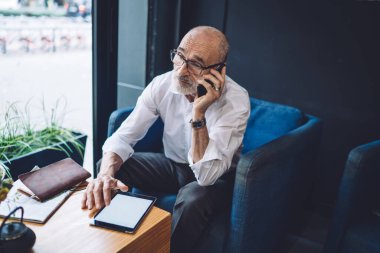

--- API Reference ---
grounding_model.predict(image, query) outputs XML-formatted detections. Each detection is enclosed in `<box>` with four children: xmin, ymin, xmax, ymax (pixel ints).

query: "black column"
<box><xmin>92</xmin><ymin>0</ymin><xmax>119</xmax><ymax>177</ymax></box>
<box><xmin>146</xmin><ymin>0</ymin><xmax>180</xmax><ymax>83</ymax></box>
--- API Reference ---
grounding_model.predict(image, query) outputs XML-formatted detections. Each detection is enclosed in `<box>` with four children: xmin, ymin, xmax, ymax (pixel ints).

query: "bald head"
<box><xmin>183</xmin><ymin>26</ymin><xmax>229</xmax><ymax>62</ymax></box>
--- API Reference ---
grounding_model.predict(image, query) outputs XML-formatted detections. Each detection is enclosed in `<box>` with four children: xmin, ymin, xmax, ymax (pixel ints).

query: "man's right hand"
<box><xmin>81</xmin><ymin>152</ymin><xmax>128</xmax><ymax>210</ymax></box>
<box><xmin>81</xmin><ymin>174</ymin><xmax>129</xmax><ymax>210</ymax></box>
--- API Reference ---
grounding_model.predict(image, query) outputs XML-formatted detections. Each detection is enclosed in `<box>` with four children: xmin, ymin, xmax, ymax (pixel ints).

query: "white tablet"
<box><xmin>90</xmin><ymin>192</ymin><xmax>156</xmax><ymax>233</ymax></box>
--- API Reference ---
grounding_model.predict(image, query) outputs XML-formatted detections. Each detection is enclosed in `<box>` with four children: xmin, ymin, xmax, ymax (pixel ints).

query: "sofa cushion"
<box><xmin>242</xmin><ymin>98</ymin><xmax>306</xmax><ymax>153</ymax></box>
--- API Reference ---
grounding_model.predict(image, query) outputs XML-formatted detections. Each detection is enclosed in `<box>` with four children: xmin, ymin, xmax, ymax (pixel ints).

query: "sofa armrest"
<box><xmin>323</xmin><ymin>140</ymin><xmax>380</xmax><ymax>253</ymax></box>
<box><xmin>227</xmin><ymin>116</ymin><xmax>322</xmax><ymax>253</ymax></box>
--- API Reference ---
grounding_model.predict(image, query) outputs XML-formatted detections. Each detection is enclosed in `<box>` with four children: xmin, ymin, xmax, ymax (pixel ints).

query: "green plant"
<box><xmin>0</xmin><ymin>97</ymin><xmax>85</xmax><ymax>170</ymax></box>
<box><xmin>0</xmin><ymin>165</ymin><xmax>12</xmax><ymax>203</ymax></box>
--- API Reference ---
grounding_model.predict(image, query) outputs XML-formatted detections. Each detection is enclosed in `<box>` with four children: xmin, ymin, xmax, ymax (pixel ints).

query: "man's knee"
<box><xmin>174</xmin><ymin>182</ymin><xmax>211</xmax><ymax>212</ymax></box>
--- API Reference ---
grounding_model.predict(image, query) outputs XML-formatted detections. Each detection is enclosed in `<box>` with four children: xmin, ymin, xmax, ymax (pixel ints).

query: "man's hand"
<box><xmin>81</xmin><ymin>174</ymin><xmax>129</xmax><ymax>210</ymax></box>
<box><xmin>81</xmin><ymin>152</ymin><xmax>128</xmax><ymax>210</ymax></box>
<box><xmin>194</xmin><ymin>66</ymin><xmax>226</xmax><ymax>117</ymax></box>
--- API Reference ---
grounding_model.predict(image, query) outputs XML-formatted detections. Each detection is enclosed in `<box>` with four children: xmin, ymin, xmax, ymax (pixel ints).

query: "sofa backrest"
<box><xmin>108</xmin><ymin>107</ymin><xmax>164</xmax><ymax>153</ymax></box>
<box><xmin>134</xmin><ymin>118</ymin><xmax>164</xmax><ymax>153</ymax></box>
<box><xmin>242</xmin><ymin>98</ymin><xmax>306</xmax><ymax>153</ymax></box>
<box><xmin>113</xmin><ymin>98</ymin><xmax>306</xmax><ymax>154</ymax></box>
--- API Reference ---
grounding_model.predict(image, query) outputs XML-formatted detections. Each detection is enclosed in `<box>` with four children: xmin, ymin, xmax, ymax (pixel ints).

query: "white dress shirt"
<box><xmin>103</xmin><ymin>70</ymin><xmax>250</xmax><ymax>186</ymax></box>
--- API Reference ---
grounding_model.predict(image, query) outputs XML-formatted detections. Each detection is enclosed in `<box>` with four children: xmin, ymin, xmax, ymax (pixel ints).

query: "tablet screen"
<box><xmin>92</xmin><ymin>192</ymin><xmax>156</xmax><ymax>233</ymax></box>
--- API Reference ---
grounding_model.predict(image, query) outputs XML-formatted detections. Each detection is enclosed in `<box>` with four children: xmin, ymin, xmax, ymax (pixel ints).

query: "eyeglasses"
<box><xmin>170</xmin><ymin>49</ymin><xmax>225</xmax><ymax>76</ymax></box>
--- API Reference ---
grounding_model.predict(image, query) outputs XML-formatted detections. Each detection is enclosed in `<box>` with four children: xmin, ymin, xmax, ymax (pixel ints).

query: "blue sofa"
<box><xmin>324</xmin><ymin>140</ymin><xmax>380</xmax><ymax>253</ymax></box>
<box><xmin>107</xmin><ymin>98</ymin><xmax>322</xmax><ymax>253</ymax></box>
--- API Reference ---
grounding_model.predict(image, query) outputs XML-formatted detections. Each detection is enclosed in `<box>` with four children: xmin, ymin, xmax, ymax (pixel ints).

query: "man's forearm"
<box><xmin>99</xmin><ymin>152</ymin><xmax>123</xmax><ymax>177</ymax></box>
<box><xmin>191</xmin><ymin>110</ymin><xmax>209</xmax><ymax>162</ymax></box>
<box><xmin>191</xmin><ymin>126</ymin><xmax>209</xmax><ymax>162</ymax></box>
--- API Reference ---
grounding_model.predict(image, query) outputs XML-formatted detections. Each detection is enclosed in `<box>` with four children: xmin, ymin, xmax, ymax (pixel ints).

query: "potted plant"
<box><xmin>0</xmin><ymin>98</ymin><xmax>87</xmax><ymax>180</ymax></box>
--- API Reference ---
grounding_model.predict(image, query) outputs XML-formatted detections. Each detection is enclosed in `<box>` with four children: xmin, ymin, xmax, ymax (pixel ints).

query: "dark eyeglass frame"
<box><xmin>170</xmin><ymin>49</ymin><xmax>225</xmax><ymax>75</ymax></box>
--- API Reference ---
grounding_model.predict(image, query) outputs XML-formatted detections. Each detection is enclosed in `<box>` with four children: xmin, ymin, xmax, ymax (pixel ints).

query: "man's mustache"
<box><xmin>178</xmin><ymin>76</ymin><xmax>194</xmax><ymax>85</ymax></box>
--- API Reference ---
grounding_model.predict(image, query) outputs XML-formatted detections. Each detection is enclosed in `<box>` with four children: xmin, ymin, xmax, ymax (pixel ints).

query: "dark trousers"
<box><xmin>98</xmin><ymin>152</ymin><xmax>234</xmax><ymax>253</ymax></box>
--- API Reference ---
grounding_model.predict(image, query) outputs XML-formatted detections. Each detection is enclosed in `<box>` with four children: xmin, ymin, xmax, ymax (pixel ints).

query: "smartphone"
<box><xmin>197</xmin><ymin>64</ymin><xmax>225</xmax><ymax>97</ymax></box>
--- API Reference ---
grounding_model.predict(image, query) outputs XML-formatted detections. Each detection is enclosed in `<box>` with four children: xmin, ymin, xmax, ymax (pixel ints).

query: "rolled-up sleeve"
<box><xmin>102</xmin><ymin>81</ymin><xmax>159</xmax><ymax>162</ymax></box>
<box><xmin>188</xmin><ymin>95</ymin><xmax>250</xmax><ymax>186</ymax></box>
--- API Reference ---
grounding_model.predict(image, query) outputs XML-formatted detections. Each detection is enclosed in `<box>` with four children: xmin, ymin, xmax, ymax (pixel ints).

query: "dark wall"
<box><xmin>180</xmin><ymin>0</ymin><xmax>227</xmax><ymax>37</ymax></box>
<box><xmin>177</xmin><ymin>0</ymin><xmax>380</xmax><ymax>208</ymax></box>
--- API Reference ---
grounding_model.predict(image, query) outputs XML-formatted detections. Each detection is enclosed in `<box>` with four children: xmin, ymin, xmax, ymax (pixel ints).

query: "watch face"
<box><xmin>193</xmin><ymin>121</ymin><xmax>202</xmax><ymax>128</ymax></box>
<box><xmin>191</xmin><ymin>118</ymin><xmax>206</xmax><ymax>129</ymax></box>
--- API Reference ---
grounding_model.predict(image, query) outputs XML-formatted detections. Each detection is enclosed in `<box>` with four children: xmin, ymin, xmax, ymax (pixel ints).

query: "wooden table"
<box><xmin>11</xmin><ymin>192</ymin><xmax>171</xmax><ymax>253</ymax></box>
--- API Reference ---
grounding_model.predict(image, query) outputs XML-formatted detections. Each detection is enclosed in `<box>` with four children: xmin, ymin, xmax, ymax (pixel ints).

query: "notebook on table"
<box><xmin>18</xmin><ymin>158</ymin><xmax>90</xmax><ymax>202</ymax></box>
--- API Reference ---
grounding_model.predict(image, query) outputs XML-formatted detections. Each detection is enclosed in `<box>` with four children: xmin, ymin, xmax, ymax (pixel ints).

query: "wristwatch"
<box><xmin>189</xmin><ymin>118</ymin><xmax>207</xmax><ymax>129</ymax></box>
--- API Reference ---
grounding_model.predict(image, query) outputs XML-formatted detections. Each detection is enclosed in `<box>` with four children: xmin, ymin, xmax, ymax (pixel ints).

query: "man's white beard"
<box><xmin>173</xmin><ymin>75</ymin><xmax>197</xmax><ymax>95</ymax></box>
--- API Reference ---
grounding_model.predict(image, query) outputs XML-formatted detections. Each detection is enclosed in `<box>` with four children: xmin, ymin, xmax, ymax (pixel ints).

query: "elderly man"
<box><xmin>82</xmin><ymin>26</ymin><xmax>250</xmax><ymax>253</ymax></box>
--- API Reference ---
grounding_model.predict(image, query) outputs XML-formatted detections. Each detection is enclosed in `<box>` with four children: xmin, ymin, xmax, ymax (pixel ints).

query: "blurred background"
<box><xmin>0</xmin><ymin>0</ymin><xmax>93</xmax><ymax>172</ymax></box>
